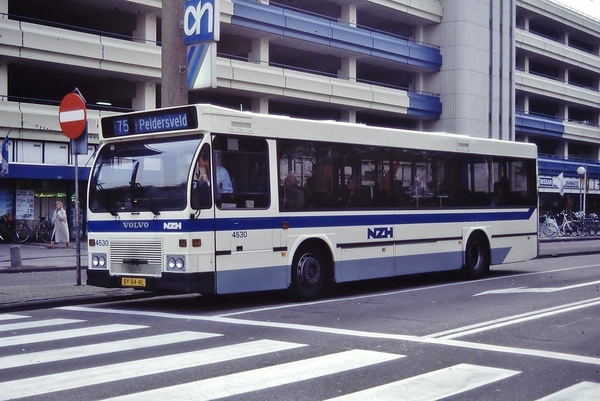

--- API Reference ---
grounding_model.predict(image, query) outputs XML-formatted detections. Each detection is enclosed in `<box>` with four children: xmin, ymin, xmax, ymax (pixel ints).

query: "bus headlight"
<box><xmin>92</xmin><ymin>253</ymin><xmax>107</xmax><ymax>268</ymax></box>
<box><xmin>166</xmin><ymin>255</ymin><xmax>185</xmax><ymax>271</ymax></box>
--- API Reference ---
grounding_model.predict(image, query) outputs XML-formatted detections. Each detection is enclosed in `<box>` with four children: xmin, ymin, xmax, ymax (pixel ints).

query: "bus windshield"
<box><xmin>89</xmin><ymin>136</ymin><xmax>202</xmax><ymax>214</ymax></box>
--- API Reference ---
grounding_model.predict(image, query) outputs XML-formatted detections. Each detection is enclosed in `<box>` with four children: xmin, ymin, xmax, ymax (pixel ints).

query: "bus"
<box><xmin>86</xmin><ymin>104</ymin><xmax>538</xmax><ymax>300</ymax></box>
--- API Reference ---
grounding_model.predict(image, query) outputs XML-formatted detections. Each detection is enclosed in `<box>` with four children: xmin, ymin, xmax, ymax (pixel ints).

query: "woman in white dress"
<box><xmin>49</xmin><ymin>201</ymin><xmax>70</xmax><ymax>248</ymax></box>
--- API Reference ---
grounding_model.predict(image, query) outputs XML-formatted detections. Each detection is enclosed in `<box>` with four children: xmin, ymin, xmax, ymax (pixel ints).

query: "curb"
<box><xmin>0</xmin><ymin>290</ymin><xmax>157</xmax><ymax>313</ymax></box>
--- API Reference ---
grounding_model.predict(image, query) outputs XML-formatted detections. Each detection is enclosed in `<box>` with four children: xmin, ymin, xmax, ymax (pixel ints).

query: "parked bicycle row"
<box><xmin>539</xmin><ymin>211</ymin><xmax>600</xmax><ymax>238</ymax></box>
<box><xmin>0</xmin><ymin>214</ymin><xmax>54</xmax><ymax>243</ymax></box>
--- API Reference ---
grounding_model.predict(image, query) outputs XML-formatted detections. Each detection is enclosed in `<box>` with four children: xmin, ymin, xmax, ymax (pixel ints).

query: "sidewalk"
<box><xmin>0</xmin><ymin>237</ymin><xmax>599</xmax><ymax>312</ymax></box>
<box><xmin>0</xmin><ymin>241</ymin><xmax>152</xmax><ymax>312</ymax></box>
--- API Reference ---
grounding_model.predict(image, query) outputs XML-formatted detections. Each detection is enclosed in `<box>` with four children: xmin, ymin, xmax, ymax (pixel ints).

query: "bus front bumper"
<box><xmin>86</xmin><ymin>269</ymin><xmax>216</xmax><ymax>294</ymax></box>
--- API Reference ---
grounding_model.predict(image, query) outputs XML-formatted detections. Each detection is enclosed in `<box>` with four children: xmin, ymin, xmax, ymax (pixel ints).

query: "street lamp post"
<box><xmin>577</xmin><ymin>166</ymin><xmax>587</xmax><ymax>215</ymax></box>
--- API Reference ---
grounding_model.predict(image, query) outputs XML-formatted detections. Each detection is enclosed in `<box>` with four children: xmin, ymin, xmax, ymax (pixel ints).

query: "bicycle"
<box><xmin>12</xmin><ymin>220</ymin><xmax>32</xmax><ymax>243</ymax></box>
<box><xmin>539</xmin><ymin>214</ymin><xmax>558</xmax><ymax>238</ymax></box>
<box><xmin>34</xmin><ymin>214</ymin><xmax>54</xmax><ymax>243</ymax></box>
<box><xmin>0</xmin><ymin>214</ymin><xmax>11</xmax><ymax>242</ymax></box>
<box><xmin>556</xmin><ymin>211</ymin><xmax>578</xmax><ymax>237</ymax></box>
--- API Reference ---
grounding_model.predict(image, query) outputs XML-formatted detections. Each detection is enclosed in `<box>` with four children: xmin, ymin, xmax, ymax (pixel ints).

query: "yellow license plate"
<box><xmin>121</xmin><ymin>277</ymin><xmax>146</xmax><ymax>287</ymax></box>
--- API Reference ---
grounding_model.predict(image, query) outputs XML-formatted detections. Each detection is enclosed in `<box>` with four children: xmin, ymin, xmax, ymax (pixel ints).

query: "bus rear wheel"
<box><xmin>463</xmin><ymin>233</ymin><xmax>490</xmax><ymax>279</ymax></box>
<box><xmin>291</xmin><ymin>247</ymin><xmax>327</xmax><ymax>301</ymax></box>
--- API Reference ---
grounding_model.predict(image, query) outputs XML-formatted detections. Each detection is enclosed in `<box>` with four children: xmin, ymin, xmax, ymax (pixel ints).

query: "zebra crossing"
<box><xmin>0</xmin><ymin>313</ymin><xmax>598</xmax><ymax>400</ymax></box>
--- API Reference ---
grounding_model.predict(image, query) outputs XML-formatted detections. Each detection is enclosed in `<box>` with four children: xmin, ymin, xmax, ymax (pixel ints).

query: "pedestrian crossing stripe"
<box><xmin>325</xmin><ymin>363</ymin><xmax>519</xmax><ymax>401</ymax></box>
<box><xmin>535</xmin><ymin>381</ymin><xmax>600</xmax><ymax>401</ymax></box>
<box><xmin>103</xmin><ymin>349</ymin><xmax>404</xmax><ymax>401</ymax></box>
<box><xmin>0</xmin><ymin>318</ymin><xmax>84</xmax><ymax>333</ymax></box>
<box><xmin>0</xmin><ymin>331</ymin><xmax>221</xmax><ymax>370</ymax></box>
<box><xmin>0</xmin><ymin>324</ymin><xmax>147</xmax><ymax>348</ymax></box>
<box><xmin>0</xmin><ymin>314</ymin><xmax>28</xmax><ymax>321</ymax></box>
<box><xmin>0</xmin><ymin>339</ymin><xmax>306</xmax><ymax>400</ymax></box>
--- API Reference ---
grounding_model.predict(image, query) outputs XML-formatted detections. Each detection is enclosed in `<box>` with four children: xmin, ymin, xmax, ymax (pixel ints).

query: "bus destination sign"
<box><xmin>101</xmin><ymin>106</ymin><xmax>198</xmax><ymax>138</ymax></box>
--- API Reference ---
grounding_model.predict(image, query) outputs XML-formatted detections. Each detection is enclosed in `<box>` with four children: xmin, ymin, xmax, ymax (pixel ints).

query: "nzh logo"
<box><xmin>184</xmin><ymin>0</ymin><xmax>219</xmax><ymax>44</ymax></box>
<box><xmin>163</xmin><ymin>222</ymin><xmax>182</xmax><ymax>230</ymax></box>
<box><xmin>367</xmin><ymin>227</ymin><xmax>394</xmax><ymax>240</ymax></box>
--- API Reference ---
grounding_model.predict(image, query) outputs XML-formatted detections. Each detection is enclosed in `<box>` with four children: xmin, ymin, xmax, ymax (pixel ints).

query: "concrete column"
<box><xmin>249</xmin><ymin>38</ymin><xmax>269</xmax><ymax>64</ymax></box>
<box><xmin>562</xmin><ymin>141</ymin><xmax>569</xmax><ymax>159</ymax></box>
<box><xmin>562</xmin><ymin>104</ymin><xmax>569</xmax><ymax>122</ymax></box>
<box><xmin>341</xmin><ymin>110</ymin><xmax>356</xmax><ymax>124</ymax></box>
<box><xmin>132</xmin><ymin>82</ymin><xmax>157</xmax><ymax>110</ymax></box>
<box><xmin>0</xmin><ymin>61</ymin><xmax>7</xmax><ymax>101</ymax></box>
<box><xmin>524</xmin><ymin>17</ymin><xmax>529</xmax><ymax>30</ymax></box>
<box><xmin>338</xmin><ymin>57</ymin><xmax>357</xmax><ymax>82</ymax></box>
<box><xmin>523</xmin><ymin>96</ymin><xmax>529</xmax><ymax>113</ymax></box>
<box><xmin>0</xmin><ymin>0</ymin><xmax>7</xmax><ymax>13</ymax></box>
<box><xmin>340</xmin><ymin>4</ymin><xmax>357</xmax><ymax>27</ymax></box>
<box><xmin>134</xmin><ymin>12</ymin><xmax>158</xmax><ymax>44</ymax></box>
<box><xmin>521</xmin><ymin>134</ymin><xmax>529</xmax><ymax>143</ymax></box>
<box><xmin>251</xmin><ymin>97</ymin><xmax>269</xmax><ymax>114</ymax></box>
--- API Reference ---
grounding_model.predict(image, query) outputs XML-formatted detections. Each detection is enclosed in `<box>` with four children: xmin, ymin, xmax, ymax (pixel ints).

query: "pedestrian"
<box><xmin>48</xmin><ymin>201</ymin><xmax>69</xmax><ymax>248</ymax></box>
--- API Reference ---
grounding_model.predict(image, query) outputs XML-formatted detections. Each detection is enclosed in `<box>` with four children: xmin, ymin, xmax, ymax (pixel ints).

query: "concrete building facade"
<box><xmin>1</xmin><ymin>0</ymin><xmax>599</xmax><ymax>232</ymax></box>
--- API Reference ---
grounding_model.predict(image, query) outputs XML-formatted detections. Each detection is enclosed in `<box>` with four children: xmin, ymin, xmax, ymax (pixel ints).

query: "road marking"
<box><xmin>0</xmin><ymin>324</ymin><xmax>146</xmax><ymax>348</ymax></box>
<box><xmin>0</xmin><ymin>318</ymin><xmax>83</xmax><ymax>333</ymax></box>
<box><xmin>102</xmin><ymin>349</ymin><xmax>403</xmax><ymax>401</ymax></box>
<box><xmin>0</xmin><ymin>331</ymin><xmax>220</xmax><ymax>370</ymax></box>
<box><xmin>474</xmin><ymin>279</ymin><xmax>600</xmax><ymax>296</ymax></box>
<box><xmin>217</xmin><ymin>263</ymin><xmax>600</xmax><ymax>317</ymax></box>
<box><xmin>325</xmin><ymin>363</ymin><xmax>519</xmax><ymax>401</ymax></box>
<box><xmin>0</xmin><ymin>314</ymin><xmax>28</xmax><ymax>321</ymax></box>
<box><xmin>426</xmin><ymin>297</ymin><xmax>600</xmax><ymax>339</ymax></box>
<box><xmin>0</xmin><ymin>339</ymin><xmax>305</xmax><ymax>401</ymax></box>
<box><xmin>63</xmin><ymin>306</ymin><xmax>600</xmax><ymax>367</ymax></box>
<box><xmin>535</xmin><ymin>381</ymin><xmax>600</xmax><ymax>401</ymax></box>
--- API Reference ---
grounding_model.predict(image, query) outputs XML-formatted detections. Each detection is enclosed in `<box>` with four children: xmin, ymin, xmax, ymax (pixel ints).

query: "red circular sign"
<box><xmin>59</xmin><ymin>93</ymin><xmax>87</xmax><ymax>139</ymax></box>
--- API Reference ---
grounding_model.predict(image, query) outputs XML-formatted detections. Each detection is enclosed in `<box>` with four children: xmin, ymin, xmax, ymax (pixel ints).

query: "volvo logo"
<box><xmin>122</xmin><ymin>222</ymin><xmax>150</xmax><ymax>229</ymax></box>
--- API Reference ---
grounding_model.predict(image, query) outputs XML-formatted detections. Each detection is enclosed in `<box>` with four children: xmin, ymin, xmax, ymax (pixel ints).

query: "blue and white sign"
<box><xmin>187</xmin><ymin>42</ymin><xmax>217</xmax><ymax>89</ymax></box>
<box><xmin>184</xmin><ymin>0</ymin><xmax>220</xmax><ymax>45</ymax></box>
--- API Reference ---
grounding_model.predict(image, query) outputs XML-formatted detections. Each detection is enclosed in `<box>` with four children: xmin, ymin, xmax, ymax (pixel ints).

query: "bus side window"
<box><xmin>191</xmin><ymin>144</ymin><xmax>212</xmax><ymax>209</ymax></box>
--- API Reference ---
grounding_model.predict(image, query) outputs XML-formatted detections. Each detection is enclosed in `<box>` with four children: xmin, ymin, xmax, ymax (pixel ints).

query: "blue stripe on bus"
<box><xmin>87</xmin><ymin>208</ymin><xmax>535</xmax><ymax>233</ymax></box>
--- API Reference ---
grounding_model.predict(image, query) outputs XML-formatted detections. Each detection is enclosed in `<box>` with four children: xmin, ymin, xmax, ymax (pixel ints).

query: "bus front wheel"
<box><xmin>463</xmin><ymin>233</ymin><xmax>490</xmax><ymax>279</ymax></box>
<box><xmin>291</xmin><ymin>247</ymin><xmax>327</xmax><ymax>301</ymax></box>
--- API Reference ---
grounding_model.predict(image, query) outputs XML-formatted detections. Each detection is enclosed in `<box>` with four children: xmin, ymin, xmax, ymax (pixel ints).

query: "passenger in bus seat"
<box><xmin>339</xmin><ymin>176</ymin><xmax>366</xmax><ymax>207</ymax></box>
<box><xmin>283</xmin><ymin>173</ymin><xmax>305</xmax><ymax>209</ymax></box>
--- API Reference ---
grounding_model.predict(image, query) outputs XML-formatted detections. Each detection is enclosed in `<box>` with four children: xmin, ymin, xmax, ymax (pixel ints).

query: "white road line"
<box><xmin>0</xmin><ymin>314</ymin><xmax>28</xmax><ymax>321</ymax></box>
<box><xmin>216</xmin><ymin>263</ymin><xmax>600</xmax><ymax>317</ymax></box>
<box><xmin>326</xmin><ymin>363</ymin><xmax>519</xmax><ymax>401</ymax></box>
<box><xmin>0</xmin><ymin>318</ymin><xmax>84</xmax><ymax>333</ymax></box>
<box><xmin>426</xmin><ymin>297</ymin><xmax>600</xmax><ymax>339</ymax></box>
<box><xmin>535</xmin><ymin>381</ymin><xmax>600</xmax><ymax>401</ymax></box>
<box><xmin>0</xmin><ymin>339</ymin><xmax>305</xmax><ymax>400</ymax></box>
<box><xmin>103</xmin><ymin>349</ymin><xmax>403</xmax><ymax>401</ymax></box>
<box><xmin>0</xmin><ymin>331</ymin><xmax>220</xmax><ymax>370</ymax></box>
<box><xmin>63</xmin><ymin>306</ymin><xmax>600</xmax><ymax>366</ymax></box>
<box><xmin>0</xmin><ymin>324</ymin><xmax>147</xmax><ymax>348</ymax></box>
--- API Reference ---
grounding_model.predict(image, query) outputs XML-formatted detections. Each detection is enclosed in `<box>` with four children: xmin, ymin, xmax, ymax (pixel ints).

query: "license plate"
<box><xmin>121</xmin><ymin>277</ymin><xmax>146</xmax><ymax>287</ymax></box>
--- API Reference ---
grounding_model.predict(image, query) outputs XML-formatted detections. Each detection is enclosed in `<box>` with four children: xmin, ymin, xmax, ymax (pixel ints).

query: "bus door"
<box><xmin>210</xmin><ymin>134</ymin><xmax>280</xmax><ymax>294</ymax></box>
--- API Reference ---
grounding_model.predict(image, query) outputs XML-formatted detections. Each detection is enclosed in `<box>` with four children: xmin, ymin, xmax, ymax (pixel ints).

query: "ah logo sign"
<box><xmin>184</xmin><ymin>0</ymin><xmax>220</xmax><ymax>44</ymax></box>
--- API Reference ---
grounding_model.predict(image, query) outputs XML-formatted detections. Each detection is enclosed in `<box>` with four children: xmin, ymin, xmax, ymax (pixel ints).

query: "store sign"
<box><xmin>184</xmin><ymin>0</ymin><xmax>219</xmax><ymax>44</ymax></box>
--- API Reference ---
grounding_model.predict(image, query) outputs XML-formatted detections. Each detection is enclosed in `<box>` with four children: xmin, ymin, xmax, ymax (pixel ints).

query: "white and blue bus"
<box><xmin>86</xmin><ymin>104</ymin><xmax>538</xmax><ymax>300</ymax></box>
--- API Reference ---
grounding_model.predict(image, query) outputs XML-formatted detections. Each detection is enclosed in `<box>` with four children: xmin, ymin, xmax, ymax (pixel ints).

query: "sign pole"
<box><xmin>74</xmin><ymin>142</ymin><xmax>81</xmax><ymax>286</ymax></box>
<box><xmin>59</xmin><ymin>91</ymin><xmax>87</xmax><ymax>286</ymax></box>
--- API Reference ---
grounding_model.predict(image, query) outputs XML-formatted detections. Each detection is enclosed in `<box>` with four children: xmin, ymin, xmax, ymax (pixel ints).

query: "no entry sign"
<box><xmin>59</xmin><ymin>93</ymin><xmax>87</xmax><ymax>139</ymax></box>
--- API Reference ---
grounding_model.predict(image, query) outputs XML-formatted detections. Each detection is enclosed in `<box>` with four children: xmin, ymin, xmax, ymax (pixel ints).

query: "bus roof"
<box><xmin>100</xmin><ymin>103</ymin><xmax>537</xmax><ymax>159</ymax></box>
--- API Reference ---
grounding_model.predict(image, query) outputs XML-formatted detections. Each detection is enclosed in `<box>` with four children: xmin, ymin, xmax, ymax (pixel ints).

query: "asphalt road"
<box><xmin>1</xmin><ymin>252</ymin><xmax>599</xmax><ymax>400</ymax></box>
